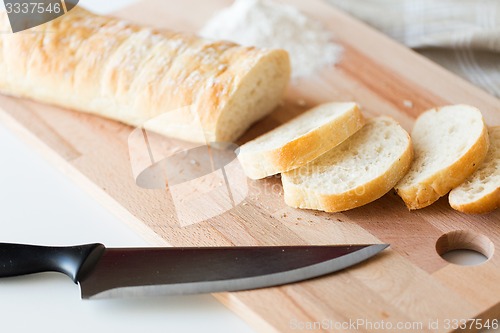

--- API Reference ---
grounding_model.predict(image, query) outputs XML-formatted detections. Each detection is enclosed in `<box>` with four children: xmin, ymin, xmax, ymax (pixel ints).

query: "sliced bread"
<box><xmin>394</xmin><ymin>105</ymin><xmax>489</xmax><ymax>210</ymax></box>
<box><xmin>237</xmin><ymin>102</ymin><xmax>365</xmax><ymax>179</ymax></box>
<box><xmin>281</xmin><ymin>116</ymin><xmax>413</xmax><ymax>212</ymax></box>
<box><xmin>449</xmin><ymin>126</ymin><xmax>500</xmax><ymax>214</ymax></box>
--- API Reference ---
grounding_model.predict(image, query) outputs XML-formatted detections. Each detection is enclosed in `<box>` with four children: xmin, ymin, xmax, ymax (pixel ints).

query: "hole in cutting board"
<box><xmin>436</xmin><ymin>230</ymin><xmax>494</xmax><ymax>266</ymax></box>
<box><xmin>440</xmin><ymin>249</ymin><xmax>487</xmax><ymax>266</ymax></box>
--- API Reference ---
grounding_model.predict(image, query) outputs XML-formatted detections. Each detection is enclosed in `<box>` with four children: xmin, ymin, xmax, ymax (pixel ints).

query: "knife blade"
<box><xmin>0</xmin><ymin>242</ymin><xmax>388</xmax><ymax>299</ymax></box>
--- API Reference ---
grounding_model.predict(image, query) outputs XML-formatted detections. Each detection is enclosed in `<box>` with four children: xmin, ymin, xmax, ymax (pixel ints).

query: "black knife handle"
<box><xmin>0</xmin><ymin>243</ymin><xmax>105</xmax><ymax>283</ymax></box>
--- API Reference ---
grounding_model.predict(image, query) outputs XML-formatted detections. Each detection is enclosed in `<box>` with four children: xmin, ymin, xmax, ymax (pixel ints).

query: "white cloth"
<box><xmin>326</xmin><ymin>0</ymin><xmax>500</xmax><ymax>97</ymax></box>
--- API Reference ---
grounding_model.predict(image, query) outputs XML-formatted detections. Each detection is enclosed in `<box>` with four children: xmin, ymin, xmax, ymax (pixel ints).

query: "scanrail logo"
<box><xmin>3</xmin><ymin>0</ymin><xmax>79</xmax><ymax>33</ymax></box>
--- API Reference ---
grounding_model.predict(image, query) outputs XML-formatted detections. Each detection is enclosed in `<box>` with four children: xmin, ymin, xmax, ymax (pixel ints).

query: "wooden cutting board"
<box><xmin>1</xmin><ymin>0</ymin><xmax>500</xmax><ymax>332</ymax></box>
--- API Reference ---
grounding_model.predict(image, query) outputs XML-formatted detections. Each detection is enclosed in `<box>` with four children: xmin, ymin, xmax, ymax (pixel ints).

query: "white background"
<box><xmin>0</xmin><ymin>0</ymin><xmax>493</xmax><ymax>332</ymax></box>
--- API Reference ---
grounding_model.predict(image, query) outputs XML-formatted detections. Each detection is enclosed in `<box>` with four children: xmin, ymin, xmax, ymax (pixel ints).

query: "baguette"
<box><xmin>449</xmin><ymin>126</ymin><xmax>500</xmax><ymax>214</ymax></box>
<box><xmin>237</xmin><ymin>102</ymin><xmax>365</xmax><ymax>179</ymax></box>
<box><xmin>0</xmin><ymin>8</ymin><xmax>290</xmax><ymax>143</ymax></box>
<box><xmin>394</xmin><ymin>105</ymin><xmax>489</xmax><ymax>209</ymax></box>
<box><xmin>282</xmin><ymin>116</ymin><xmax>413</xmax><ymax>212</ymax></box>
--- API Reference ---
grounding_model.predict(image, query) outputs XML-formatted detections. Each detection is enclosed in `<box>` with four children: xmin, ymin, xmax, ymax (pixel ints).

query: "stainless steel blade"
<box><xmin>78</xmin><ymin>244</ymin><xmax>388</xmax><ymax>299</ymax></box>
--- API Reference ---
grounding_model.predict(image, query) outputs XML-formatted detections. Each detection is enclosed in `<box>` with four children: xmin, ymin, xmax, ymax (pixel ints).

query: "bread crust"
<box><xmin>449</xmin><ymin>126</ymin><xmax>500</xmax><ymax>214</ymax></box>
<box><xmin>237</xmin><ymin>103</ymin><xmax>365</xmax><ymax>179</ymax></box>
<box><xmin>395</xmin><ymin>122</ymin><xmax>489</xmax><ymax>210</ymax></box>
<box><xmin>450</xmin><ymin>188</ymin><xmax>500</xmax><ymax>214</ymax></box>
<box><xmin>0</xmin><ymin>8</ymin><xmax>290</xmax><ymax>143</ymax></box>
<box><xmin>282</xmin><ymin>117</ymin><xmax>413</xmax><ymax>212</ymax></box>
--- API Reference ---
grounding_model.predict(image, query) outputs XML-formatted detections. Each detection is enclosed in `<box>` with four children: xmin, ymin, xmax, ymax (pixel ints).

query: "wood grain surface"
<box><xmin>1</xmin><ymin>0</ymin><xmax>499</xmax><ymax>332</ymax></box>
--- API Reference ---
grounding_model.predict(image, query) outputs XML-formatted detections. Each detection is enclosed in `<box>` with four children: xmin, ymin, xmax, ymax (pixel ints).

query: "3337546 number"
<box><xmin>444</xmin><ymin>318</ymin><xmax>499</xmax><ymax>330</ymax></box>
<box><xmin>5</xmin><ymin>2</ymin><xmax>62</xmax><ymax>14</ymax></box>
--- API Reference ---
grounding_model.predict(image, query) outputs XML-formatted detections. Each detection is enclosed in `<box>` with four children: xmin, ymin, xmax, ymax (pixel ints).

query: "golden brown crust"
<box><xmin>450</xmin><ymin>188</ymin><xmax>500</xmax><ymax>214</ymax></box>
<box><xmin>0</xmin><ymin>8</ymin><xmax>290</xmax><ymax>143</ymax></box>
<box><xmin>395</xmin><ymin>125</ymin><xmax>490</xmax><ymax>210</ymax></box>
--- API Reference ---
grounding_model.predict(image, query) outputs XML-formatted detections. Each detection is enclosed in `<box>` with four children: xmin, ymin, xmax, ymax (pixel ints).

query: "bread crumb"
<box><xmin>403</xmin><ymin>100</ymin><xmax>413</xmax><ymax>108</ymax></box>
<box><xmin>296</xmin><ymin>99</ymin><xmax>306</xmax><ymax>106</ymax></box>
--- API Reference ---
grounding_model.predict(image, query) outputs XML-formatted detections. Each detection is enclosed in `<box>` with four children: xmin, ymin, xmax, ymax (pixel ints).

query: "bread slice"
<box><xmin>237</xmin><ymin>102</ymin><xmax>365</xmax><ymax>179</ymax></box>
<box><xmin>281</xmin><ymin>116</ymin><xmax>413</xmax><ymax>212</ymax></box>
<box><xmin>394</xmin><ymin>105</ymin><xmax>489</xmax><ymax>210</ymax></box>
<box><xmin>0</xmin><ymin>8</ymin><xmax>290</xmax><ymax>144</ymax></box>
<box><xmin>449</xmin><ymin>126</ymin><xmax>500</xmax><ymax>214</ymax></box>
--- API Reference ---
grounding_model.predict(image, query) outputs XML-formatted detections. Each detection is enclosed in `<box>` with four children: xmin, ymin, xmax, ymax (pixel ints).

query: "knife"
<box><xmin>0</xmin><ymin>242</ymin><xmax>388</xmax><ymax>299</ymax></box>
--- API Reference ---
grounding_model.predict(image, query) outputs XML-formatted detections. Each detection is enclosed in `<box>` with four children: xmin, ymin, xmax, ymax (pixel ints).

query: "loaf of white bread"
<box><xmin>0</xmin><ymin>8</ymin><xmax>290</xmax><ymax>143</ymax></box>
